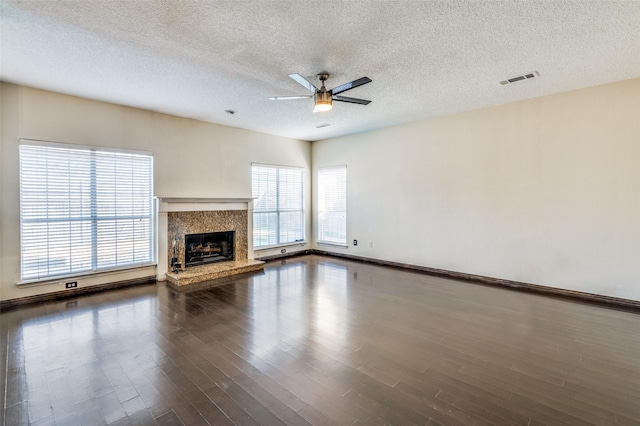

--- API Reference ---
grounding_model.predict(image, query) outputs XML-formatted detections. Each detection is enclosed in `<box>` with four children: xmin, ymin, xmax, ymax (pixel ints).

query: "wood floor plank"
<box><xmin>155</xmin><ymin>410</ymin><xmax>184</xmax><ymax>426</ymax></box>
<box><xmin>231</xmin><ymin>372</ymin><xmax>313</xmax><ymax>425</ymax></box>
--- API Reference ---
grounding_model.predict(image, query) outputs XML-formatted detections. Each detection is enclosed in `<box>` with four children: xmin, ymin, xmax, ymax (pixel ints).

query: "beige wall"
<box><xmin>3</xmin><ymin>78</ymin><xmax>639</xmax><ymax>303</ymax></box>
<box><xmin>312</xmin><ymin>78</ymin><xmax>640</xmax><ymax>301</ymax></box>
<box><xmin>0</xmin><ymin>83</ymin><xmax>312</xmax><ymax>301</ymax></box>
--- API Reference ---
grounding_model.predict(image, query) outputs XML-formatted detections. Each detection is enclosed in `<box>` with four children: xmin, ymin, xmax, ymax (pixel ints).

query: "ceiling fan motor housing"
<box><xmin>314</xmin><ymin>90</ymin><xmax>332</xmax><ymax>105</ymax></box>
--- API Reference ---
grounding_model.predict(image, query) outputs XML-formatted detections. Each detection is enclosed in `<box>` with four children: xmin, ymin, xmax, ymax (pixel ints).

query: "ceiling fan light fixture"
<box><xmin>313</xmin><ymin>91</ymin><xmax>333</xmax><ymax>112</ymax></box>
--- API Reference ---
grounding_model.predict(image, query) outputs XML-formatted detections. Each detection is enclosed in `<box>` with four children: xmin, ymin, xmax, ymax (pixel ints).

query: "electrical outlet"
<box><xmin>281</xmin><ymin>248</ymin><xmax>286</xmax><ymax>254</ymax></box>
<box><xmin>368</xmin><ymin>241</ymin><xmax>373</xmax><ymax>248</ymax></box>
<box><xmin>353</xmin><ymin>239</ymin><xmax>358</xmax><ymax>246</ymax></box>
<box><xmin>65</xmin><ymin>281</ymin><xmax>78</xmax><ymax>289</ymax></box>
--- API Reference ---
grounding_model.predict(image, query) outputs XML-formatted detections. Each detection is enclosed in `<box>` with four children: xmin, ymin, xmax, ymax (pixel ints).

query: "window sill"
<box><xmin>316</xmin><ymin>241</ymin><xmax>348</xmax><ymax>248</ymax></box>
<box><xmin>17</xmin><ymin>264</ymin><xmax>157</xmax><ymax>288</ymax></box>
<box><xmin>254</xmin><ymin>241</ymin><xmax>308</xmax><ymax>251</ymax></box>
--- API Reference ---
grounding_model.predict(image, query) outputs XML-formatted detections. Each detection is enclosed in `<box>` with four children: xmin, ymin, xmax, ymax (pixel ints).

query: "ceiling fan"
<box><xmin>269</xmin><ymin>73</ymin><xmax>372</xmax><ymax>112</ymax></box>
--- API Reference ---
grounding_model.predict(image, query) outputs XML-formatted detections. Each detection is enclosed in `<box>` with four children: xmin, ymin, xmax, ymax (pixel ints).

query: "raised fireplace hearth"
<box><xmin>185</xmin><ymin>231</ymin><xmax>234</xmax><ymax>267</ymax></box>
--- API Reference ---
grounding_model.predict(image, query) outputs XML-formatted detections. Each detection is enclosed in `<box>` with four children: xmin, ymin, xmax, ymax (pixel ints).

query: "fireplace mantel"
<box><xmin>159</xmin><ymin>197</ymin><xmax>254</xmax><ymax>204</ymax></box>
<box><xmin>158</xmin><ymin>197</ymin><xmax>255</xmax><ymax>213</ymax></box>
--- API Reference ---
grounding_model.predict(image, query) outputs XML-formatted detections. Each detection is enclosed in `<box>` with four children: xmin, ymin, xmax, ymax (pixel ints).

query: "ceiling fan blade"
<box><xmin>330</xmin><ymin>77</ymin><xmax>372</xmax><ymax>95</ymax></box>
<box><xmin>269</xmin><ymin>95</ymin><xmax>313</xmax><ymax>100</ymax></box>
<box><xmin>288</xmin><ymin>73</ymin><xmax>318</xmax><ymax>93</ymax></box>
<box><xmin>332</xmin><ymin>95</ymin><xmax>371</xmax><ymax>105</ymax></box>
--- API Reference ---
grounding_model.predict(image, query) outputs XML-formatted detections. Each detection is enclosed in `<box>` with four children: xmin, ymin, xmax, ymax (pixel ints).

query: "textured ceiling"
<box><xmin>2</xmin><ymin>1</ymin><xmax>639</xmax><ymax>141</ymax></box>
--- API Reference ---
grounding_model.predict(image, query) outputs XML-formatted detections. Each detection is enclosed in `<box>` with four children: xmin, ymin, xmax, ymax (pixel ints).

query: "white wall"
<box><xmin>0</xmin><ymin>83</ymin><xmax>311</xmax><ymax>301</ymax></box>
<box><xmin>312</xmin><ymin>78</ymin><xmax>640</xmax><ymax>301</ymax></box>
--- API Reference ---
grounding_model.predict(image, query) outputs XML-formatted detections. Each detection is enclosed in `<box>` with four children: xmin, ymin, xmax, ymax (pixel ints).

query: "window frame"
<box><xmin>19</xmin><ymin>140</ymin><xmax>155</xmax><ymax>283</ymax></box>
<box><xmin>317</xmin><ymin>165</ymin><xmax>347</xmax><ymax>247</ymax></box>
<box><xmin>251</xmin><ymin>163</ymin><xmax>305</xmax><ymax>250</ymax></box>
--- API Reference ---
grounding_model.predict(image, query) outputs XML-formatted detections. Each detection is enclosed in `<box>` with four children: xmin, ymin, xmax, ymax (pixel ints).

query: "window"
<box><xmin>19</xmin><ymin>142</ymin><xmax>154</xmax><ymax>281</ymax></box>
<box><xmin>252</xmin><ymin>164</ymin><xmax>304</xmax><ymax>248</ymax></box>
<box><xmin>317</xmin><ymin>165</ymin><xmax>347</xmax><ymax>245</ymax></box>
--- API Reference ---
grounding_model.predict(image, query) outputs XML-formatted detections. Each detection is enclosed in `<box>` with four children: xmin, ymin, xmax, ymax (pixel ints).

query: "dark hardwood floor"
<box><xmin>2</xmin><ymin>255</ymin><xmax>639</xmax><ymax>425</ymax></box>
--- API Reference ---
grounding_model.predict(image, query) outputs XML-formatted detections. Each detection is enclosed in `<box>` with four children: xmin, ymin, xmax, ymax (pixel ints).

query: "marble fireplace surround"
<box><xmin>157</xmin><ymin>197</ymin><xmax>264</xmax><ymax>286</ymax></box>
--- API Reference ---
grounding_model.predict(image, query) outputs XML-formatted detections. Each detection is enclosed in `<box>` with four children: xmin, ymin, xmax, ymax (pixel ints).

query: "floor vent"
<box><xmin>500</xmin><ymin>71</ymin><xmax>539</xmax><ymax>85</ymax></box>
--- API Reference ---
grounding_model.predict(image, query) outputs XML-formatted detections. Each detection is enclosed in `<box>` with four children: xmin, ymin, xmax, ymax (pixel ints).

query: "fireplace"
<box><xmin>184</xmin><ymin>231</ymin><xmax>235</xmax><ymax>267</ymax></box>
<box><xmin>160</xmin><ymin>201</ymin><xmax>264</xmax><ymax>286</ymax></box>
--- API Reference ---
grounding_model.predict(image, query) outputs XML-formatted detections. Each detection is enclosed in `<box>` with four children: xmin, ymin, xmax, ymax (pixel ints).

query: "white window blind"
<box><xmin>317</xmin><ymin>166</ymin><xmax>347</xmax><ymax>245</ymax></box>
<box><xmin>19</xmin><ymin>142</ymin><xmax>154</xmax><ymax>281</ymax></box>
<box><xmin>252</xmin><ymin>164</ymin><xmax>304</xmax><ymax>248</ymax></box>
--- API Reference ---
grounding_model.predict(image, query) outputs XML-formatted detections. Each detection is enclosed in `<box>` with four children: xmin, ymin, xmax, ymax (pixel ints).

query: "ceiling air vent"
<box><xmin>500</xmin><ymin>71</ymin><xmax>539</xmax><ymax>85</ymax></box>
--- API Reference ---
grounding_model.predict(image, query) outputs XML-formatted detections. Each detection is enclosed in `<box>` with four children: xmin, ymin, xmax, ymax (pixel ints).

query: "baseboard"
<box><xmin>269</xmin><ymin>250</ymin><xmax>640</xmax><ymax>313</ymax></box>
<box><xmin>0</xmin><ymin>276</ymin><xmax>157</xmax><ymax>310</ymax></box>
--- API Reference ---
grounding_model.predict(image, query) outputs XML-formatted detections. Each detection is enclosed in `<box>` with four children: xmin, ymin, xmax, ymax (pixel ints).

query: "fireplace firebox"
<box><xmin>184</xmin><ymin>231</ymin><xmax>235</xmax><ymax>267</ymax></box>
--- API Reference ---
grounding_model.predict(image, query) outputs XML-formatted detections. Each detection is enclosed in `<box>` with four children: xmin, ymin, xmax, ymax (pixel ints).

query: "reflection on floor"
<box><xmin>2</xmin><ymin>255</ymin><xmax>639</xmax><ymax>425</ymax></box>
